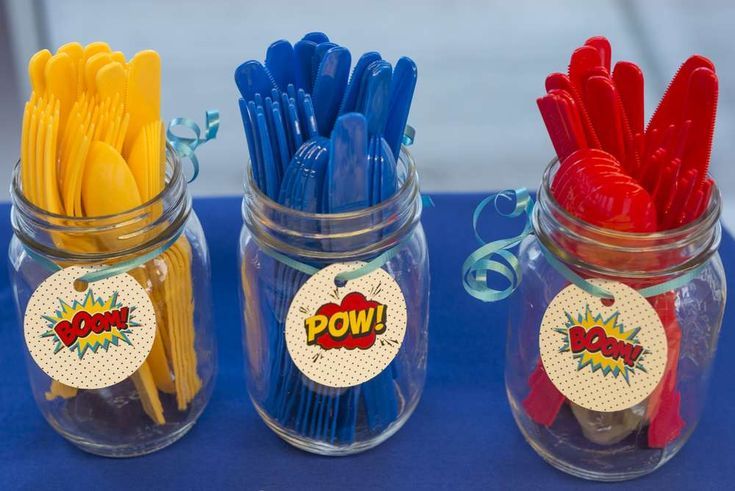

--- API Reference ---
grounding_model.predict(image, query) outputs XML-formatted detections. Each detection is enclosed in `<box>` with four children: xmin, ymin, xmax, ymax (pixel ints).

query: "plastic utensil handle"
<box><xmin>385</xmin><ymin>56</ymin><xmax>418</xmax><ymax>158</ymax></box>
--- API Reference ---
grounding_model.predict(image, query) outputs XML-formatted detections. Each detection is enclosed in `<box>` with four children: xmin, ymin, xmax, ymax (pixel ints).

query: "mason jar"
<box><xmin>8</xmin><ymin>149</ymin><xmax>216</xmax><ymax>457</ymax></box>
<box><xmin>239</xmin><ymin>147</ymin><xmax>429</xmax><ymax>455</ymax></box>
<box><xmin>505</xmin><ymin>159</ymin><xmax>726</xmax><ymax>481</ymax></box>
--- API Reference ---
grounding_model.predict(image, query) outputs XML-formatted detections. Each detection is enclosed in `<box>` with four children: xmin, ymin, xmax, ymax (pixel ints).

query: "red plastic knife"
<box><xmin>647</xmin><ymin>55</ymin><xmax>715</xmax><ymax>136</ymax></box>
<box><xmin>680</xmin><ymin>67</ymin><xmax>718</xmax><ymax>186</ymax></box>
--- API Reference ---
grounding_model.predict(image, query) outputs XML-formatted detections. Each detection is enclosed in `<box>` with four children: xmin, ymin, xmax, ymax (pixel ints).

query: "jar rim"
<box><xmin>242</xmin><ymin>146</ymin><xmax>420</xmax><ymax>221</ymax></box>
<box><xmin>535</xmin><ymin>157</ymin><xmax>722</xmax><ymax>279</ymax></box>
<box><xmin>241</xmin><ymin>145</ymin><xmax>422</xmax><ymax>260</ymax></box>
<box><xmin>11</xmin><ymin>144</ymin><xmax>191</xmax><ymax>262</ymax></box>
<box><xmin>539</xmin><ymin>157</ymin><xmax>722</xmax><ymax>241</ymax></box>
<box><xmin>11</xmin><ymin>143</ymin><xmax>186</xmax><ymax>231</ymax></box>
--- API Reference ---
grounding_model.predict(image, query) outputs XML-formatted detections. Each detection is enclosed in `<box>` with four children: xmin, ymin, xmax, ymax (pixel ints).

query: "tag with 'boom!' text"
<box><xmin>286</xmin><ymin>262</ymin><xmax>407</xmax><ymax>388</ymax></box>
<box><xmin>539</xmin><ymin>279</ymin><xmax>668</xmax><ymax>412</ymax></box>
<box><xmin>24</xmin><ymin>266</ymin><xmax>156</xmax><ymax>390</ymax></box>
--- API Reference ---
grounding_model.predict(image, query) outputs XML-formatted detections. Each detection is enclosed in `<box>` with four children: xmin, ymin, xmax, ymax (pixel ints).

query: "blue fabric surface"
<box><xmin>0</xmin><ymin>194</ymin><xmax>732</xmax><ymax>489</ymax></box>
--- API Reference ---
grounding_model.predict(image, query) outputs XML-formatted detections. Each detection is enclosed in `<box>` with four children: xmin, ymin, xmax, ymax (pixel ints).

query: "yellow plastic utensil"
<box><xmin>28</xmin><ymin>50</ymin><xmax>51</xmax><ymax>93</ymax></box>
<box><xmin>81</xmin><ymin>141</ymin><xmax>142</xmax><ymax>216</ymax></box>
<box><xmin>96</xmin><ymin>61</ymin><xmax>127</xmax><ymax>101</ymax></box>
<box><xmin>44</xmin><ymin>53</ymin><xmax>76</xmax><ymax>122</ymax></box>
<box><xmin>124</xmin><ymin>50</ymin><xmax>161</xmax><ymax>155</ymax></box>
<box><xmin>82</xmin><ymin>41</ymin><xmax>111</xmax><ymax>61</ymax></box>
<box><xmin>56</xmin><ymin>42</ymin><xmax>84</xmax><ymax>93</ymax></box>
<box><xmin>111</xmin><ymin>51</ymin><xmax>126</xmax><ymax>65</ymax></box>
<box><xmin>22</xmin><ymin>43</ymin><xmax>203</xmax><ymax>424</ymax></box>
<box><xmin>84</xmin><ymin>52</ymin><xmax>113</xmax><ymax>97</ymax></box>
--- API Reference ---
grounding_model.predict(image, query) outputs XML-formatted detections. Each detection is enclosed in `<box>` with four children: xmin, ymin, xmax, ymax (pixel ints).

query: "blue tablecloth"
<box><xmin>0</xmin><ymin>194</ymin><xmax>732</xmax><ymax>489</ymax></box>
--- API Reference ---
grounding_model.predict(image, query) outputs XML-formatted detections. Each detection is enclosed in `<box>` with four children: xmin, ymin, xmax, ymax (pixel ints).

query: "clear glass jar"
<box><xmin>8</xmin><ymin>149</ymin><xmax>217</xmax><ymax>457</ymax></box>
<box><xmin>506</xmin><ymin>159</ymin><xmax>726</xmax><ymax>481</ymax></box>
<box><xmin>239</xmin><ymin>147</ymin><xmax>429</xmax><ymax>455</ymax></box>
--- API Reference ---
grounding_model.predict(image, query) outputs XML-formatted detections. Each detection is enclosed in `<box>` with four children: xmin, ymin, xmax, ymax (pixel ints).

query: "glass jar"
<box><xmin>8</xmin><ymin>149</ymin><xmax>217</xmax><ymax>457</ymax></box>
<box><xmin>239</xmin><ymin>147</ymin><xmax>429</xmax><ymax>455</ymax></box>
<box><xmin>506</xmin><ymin>159</ymin><xmax>726</xmax><ymax>481</ymax></box>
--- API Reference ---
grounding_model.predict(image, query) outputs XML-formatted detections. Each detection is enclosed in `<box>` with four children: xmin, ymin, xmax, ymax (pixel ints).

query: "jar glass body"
<box><xmin>506</xmin><ymin>161</ymin><xmax>726</xmax><ymax>481</ymax></box>
<box><xmin>239</xmin><ymin>148</ymin><xmax>430</xmax><ymax>455</ymax></box>
<box><xmin>8</xmin><ymin>153</ymin><xmax>217</xmax><ymax>457</ymax></box>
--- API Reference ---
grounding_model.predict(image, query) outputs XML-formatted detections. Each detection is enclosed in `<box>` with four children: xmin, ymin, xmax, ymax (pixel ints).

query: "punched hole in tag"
<box><xmin>73</xmin><ymin>278</ymin><xmax>89</xmax><ymax>292</ymax></box>
<box><xmin>601</xmin><ymin>296</ymin><xmax>615</xmax><ymax>307</ymax></box>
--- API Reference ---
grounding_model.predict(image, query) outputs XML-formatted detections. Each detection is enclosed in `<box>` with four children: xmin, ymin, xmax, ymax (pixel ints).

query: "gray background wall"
<box><xmin>1</xmin><ymin>0</ymin><xmax>733</xmax><ymax>224</ymax></box>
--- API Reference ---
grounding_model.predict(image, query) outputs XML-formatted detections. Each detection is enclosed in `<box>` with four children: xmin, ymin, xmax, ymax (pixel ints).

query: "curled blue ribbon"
<box><xmin>167</xmin><ymin>110</ymin><xmax>220</xmax><ymax>183</ymax></box>
<box><xmin>462</xmin><ymin>189</ymin><xmax>533</xmax><ymax>302</ymax></box>
<box><xmin>402</xmin><ymin>124</ymin><xmax>416</xmax><ymax>146</ymax></box>
<box><xmin>463</xmin><ymin>189</ymin><xmax>708</xmax><ymax>302</ymax></box>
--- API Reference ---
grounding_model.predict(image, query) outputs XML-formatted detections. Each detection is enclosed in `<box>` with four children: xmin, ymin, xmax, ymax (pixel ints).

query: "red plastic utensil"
<box><xmin>574</xmin><ymin>179</ymin><xmax>657</xmax><ymax>232</ymax></box>
<box><xmin>537</xmin><ymin>93</ymin><xmax>587</xmax><ymax>162</ymax></box>
<box><xmin>584</xmin><ymin>76</ymin><xmax>627</xmax><ymax>166</ymax></box>
<box><xmin>665</xmin><ymin>168</ymin><xmax>700</xmax><ymax>229</ymax></box>
<box><xmin>546</xmin><ymin>73</ymin><xmax>601</xmax><ymax>147</ymax></box>
<box><xmin>647</xmin><ymin>55</ymin><xmax>715</xmax><ymax>136</ymax></box>
<box><xmin>547</xmin><ymin>89</ymin><xmax>588</xmax><ymax>150</ymax></box>
<box><xmin>551</xmin><ymin>149</ymin><xmax>619</xmax><ymax>196</ymax></box>
<box><xmin>680</xmin><ymin>67</ymin><xmax>718</xmax><ymax>186</ymax></box>
<box><xmin>523</xmin><ymin>361</ymin><xmax>566</xmax><ymax>426</ymax></box>
<box><xmin>686</xmin><ymin>177</ymin><xmax>713</xmax><ymax>222</ymax></box>
<box><xmin>613</xmin><ymin>61</ymin><xmax>645</xmax><ymax>136</ymax></box>
<box><xmin>554</xmin><ymin>156</ymin><xmax>623</xmax><ymax>206</ymax></box>
<box><xmin>646</xmin><ymin>292</ymin><xmax>685</xmax><ymax>448</ymax></box>
<box><xmin>569</xmin><ymin>45</ymin><xmax>604</xmax><ymax>95</ymax></box>
<box><xmin>585</xmin><ymin>36</ymin><xmax>612</xmax><ymax>73</ymax></box>
<box><xmin>651</xmin><ymin>158</ymin><xmax>681</xmax><ymax>218</ymax></box>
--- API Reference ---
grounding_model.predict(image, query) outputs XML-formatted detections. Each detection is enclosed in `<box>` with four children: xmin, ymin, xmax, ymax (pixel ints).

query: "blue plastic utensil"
<box><xmin>312</xmin><ymin>47</ymin><xmax>351</xmax><ymax>137</ymax></box>
<box><xmin>265</xmin><ymin>39</ymin><xmax>295</xmax><ymax>90</ymax></box>
<box><xmin>324</xmin><ymin>113</ymin><xmax>370</xmax><ymax>212</ymax></box>
<box><xmin>294</xmin><ymin>40</ymin><xmax>316</xmax><ymax>92</ymax></box>
<box><xmin>302</xmin><ymin>31</ymin><xmax>330</xmax><ymax>44</ymax></box>
<box><xmin>238</xmin><ymin>98</ymin><xmax>263</xmax><ymax>189</ymax></box>
<box><xmin>254</xmin><ymin>107</ymin><xmax>280</xmax><ymax>199</ymax></box>
<box><xmin>339</xmin><ymin>52</ymin><xmax>381</xmax><ymax>115</ymax></box>
<box><xmin>235</xmin><ymin>33</ymin><xmax>420</xmax><ymax>446</ymax></box>
<box><xmin>235</xmin><ymin>60</ymin><xmax>277</xmax><ymax>101</ymax></box>
<box><xmin>378</xmin><ymin>138</ymin><xmax>398</xmax><ymax>201</ymax></box>
<box><xmin>354</xmin><ymin>61</ymin><xmax>401</xmax><ymax>430</ymax></box>
<box><xmin>311</xmin><ymin>42</ymin><xmax>338</xmax><ymax>83</ymax></box>
<box><xmin>384</xmin><ymin>56</ymin><xmax>417</xmax><ymax>159</ymax></box>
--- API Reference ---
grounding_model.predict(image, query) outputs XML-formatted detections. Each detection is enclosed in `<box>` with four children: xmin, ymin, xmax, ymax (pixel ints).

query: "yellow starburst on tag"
<box><xmin>41</xmin><ymin>289</ymin><xmax>137</xmax><ymax>359</ymax></box>
<box><xmin>557</xmin><ymin>305</ymin><xmax>648</xmax><ymax>384</ymax></box>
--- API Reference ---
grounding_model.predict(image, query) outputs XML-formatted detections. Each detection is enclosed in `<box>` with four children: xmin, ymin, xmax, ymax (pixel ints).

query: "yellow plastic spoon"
<box><xmin>81</xmin><ymin>141</ymin><xmax>142</xmax><ymax>216</ymax></box>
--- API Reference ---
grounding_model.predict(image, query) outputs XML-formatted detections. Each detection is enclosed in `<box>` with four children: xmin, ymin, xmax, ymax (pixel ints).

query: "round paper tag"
<box><xmin>539</xmin><ymin>279</ymin><xmax>668</xmax><ymax>412</ymax></box>
<box><xmin>24</xmin><ymin>266</ymin><xmax>156</xmax><ymax>390</ymax></box>
<box><xmin>285</xmin><ymin>262</ymin><xmax>407</xmax><ymax>388</ymax></box>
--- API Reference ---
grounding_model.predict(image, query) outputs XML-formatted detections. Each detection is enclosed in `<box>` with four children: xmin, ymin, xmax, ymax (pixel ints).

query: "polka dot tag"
<box><xmin>23</xmin><ymin>266</ymin><xmax>156</xmax><ymax>389</ymax></box>
<box><xmin>539</xmin><ymin>279</ymin><xmax>668</xmax><ymax>413</ymax></box>
<box><xmin>285</xmin><ymin>262</ymin><xmax>408</xmax><ymax>388</ymax></box>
